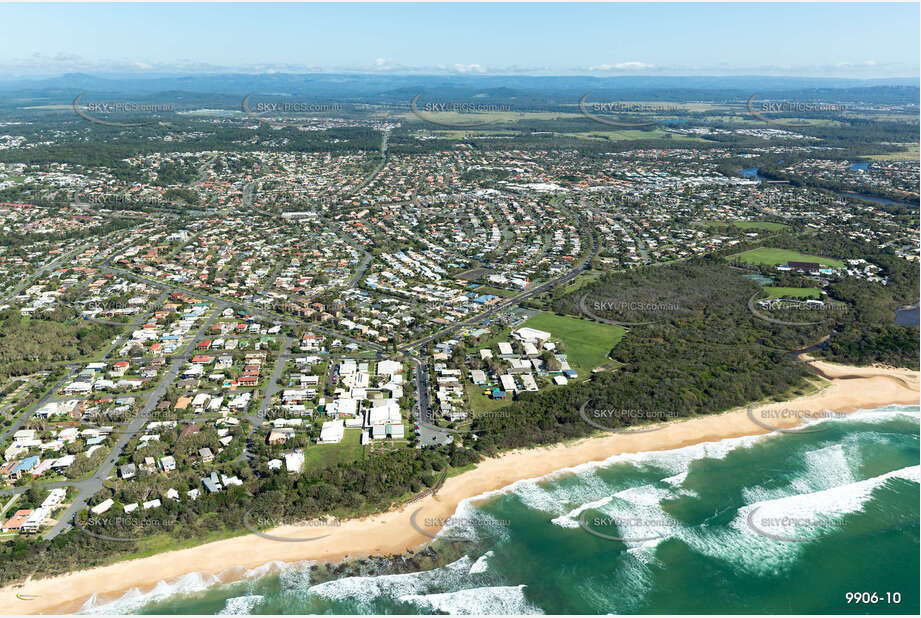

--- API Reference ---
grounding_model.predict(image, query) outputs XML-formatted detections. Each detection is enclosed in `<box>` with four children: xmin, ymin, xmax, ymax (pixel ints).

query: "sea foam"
<box><xmin>398</xmin><ymin>584</ymin><xmax>543</xmax><ymax>615</ymax></box>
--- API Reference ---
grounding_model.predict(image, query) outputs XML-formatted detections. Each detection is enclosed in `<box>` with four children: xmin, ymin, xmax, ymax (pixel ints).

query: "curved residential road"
<box><xmin>0</xmin><ymin>233</ymin><xmax>120</xmax><ymax>303</ymax></box>
<box><xmin>0</xmin><ymin>291</ymin><xmax>169</xmax><ymax>450</ymax></box>
<box><xmin>43</xmin><ymin>303</ymin><xmax>227</xmax><ymax>540</ymax></box>
<box><xmin>238</xmin><ymin>335</ymin><xmax>293</xmax><ymax>464</ymax></box>
<box><xmin>401</xmin><ymin>202</ymin><xmax>598</xmax><ymax>436</ymax></box>
<box><xmin>399</xmin><ymin>213</ymin><xmax>598</xmax><ymax>352</ymax></box>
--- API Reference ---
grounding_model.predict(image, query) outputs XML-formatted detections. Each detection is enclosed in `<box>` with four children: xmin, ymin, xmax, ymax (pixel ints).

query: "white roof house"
<box><xmin>366</xmin><ymin>400</ymin><xmax>401</xmax><ymax>427</ymax></box>
<box><xmin>513</xmin><ymin>327</ymin><xmax>551</xmax><ymax>344</ymax></box>
<box><xmin>318</xmin><ymin>419</ymin><xmax>345</xmax><ymax>444</ymax></box>
<box><xmin>13</xmin><ymin>429</ymin><xmax>36</xmax><ymax>443</ymax></box>
<box><xmin>41</xmin><ymin>488</ymin><xmax>67</xmax><ymax>509</ymax></box>
<box><xmin>520</xmin><ymin>373</ymin><xmax>539</xmax><ymax>392</ymax></box>
<box><xmin>22</xmin><ymin>507</ymin><xmax>50</xmax><ymax>533</ymax></box>
<box><xmin>329</xmin><ymin>398</ymin><xmax>358</xmax><ymax>417</ymax></box>
<box><xmin>284</xmin><ymin>451</ymin><xmax>305</xmax><ymax>472</ymax></box>
<box><xmin>90</xmin><ymin>498</ymin><xmax>114</xmax><ymax>515</ymax></box>
<box><xmin>377</xmin><ymin>360</ymin><xmax>403</xmax><ymax>375</ymax></box>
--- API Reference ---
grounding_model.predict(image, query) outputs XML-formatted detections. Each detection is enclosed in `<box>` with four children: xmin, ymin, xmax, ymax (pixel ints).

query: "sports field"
<box><xmin>730</xmin><ymin>247</ymin><xmax>844</xmax><ymax>268</ymax></box>
<box><xmin>702</xmin><ymin>220</ymin><xmax>789</xmax><ymax>232</ymax></box>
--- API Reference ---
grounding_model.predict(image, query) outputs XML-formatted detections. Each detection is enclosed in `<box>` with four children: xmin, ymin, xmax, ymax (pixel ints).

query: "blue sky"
<box><xmin>0</xmin><ymin>2</ymin><xmax>917</xmax><ymax>77</ymax></box>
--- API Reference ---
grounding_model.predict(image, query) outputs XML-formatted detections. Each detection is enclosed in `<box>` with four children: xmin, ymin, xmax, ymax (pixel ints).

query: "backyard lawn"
<box><xmin>300</xmin><ymin>428</ymin><xmax>366</xmax><ymax>470</ymax></box>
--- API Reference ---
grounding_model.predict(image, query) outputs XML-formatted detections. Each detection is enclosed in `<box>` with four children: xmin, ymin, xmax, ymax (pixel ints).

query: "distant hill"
<box><xmin>0</xmin><ymin>73</ymin><xmax>917</xmax><ymax>108</ymax></box>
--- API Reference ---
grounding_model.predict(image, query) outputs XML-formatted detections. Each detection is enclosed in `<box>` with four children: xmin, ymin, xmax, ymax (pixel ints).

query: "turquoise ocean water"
<box><xmin>79</xmin><ymin>405</ymin><xmax>919</xmax><ymax>615</ymax></box>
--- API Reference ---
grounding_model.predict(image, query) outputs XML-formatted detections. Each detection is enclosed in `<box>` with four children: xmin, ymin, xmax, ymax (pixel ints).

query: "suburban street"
<box><xmin>42</xmin><ymin>303</ymin><xmax>227</xmax><ymax>540</ymax></box>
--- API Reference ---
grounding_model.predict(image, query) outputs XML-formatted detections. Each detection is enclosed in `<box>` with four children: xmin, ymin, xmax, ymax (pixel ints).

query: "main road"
<box><xmin>402</xmin><ymin>202</ymin><xmax>598</xmax><ymax>437</ymax></box>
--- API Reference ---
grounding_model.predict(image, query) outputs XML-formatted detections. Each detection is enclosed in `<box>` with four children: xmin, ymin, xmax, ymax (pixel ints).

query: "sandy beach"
<box><xmin>3</xmin><ymin>356</ymin><xmax>918</xmax><ymax>615</ymax></box>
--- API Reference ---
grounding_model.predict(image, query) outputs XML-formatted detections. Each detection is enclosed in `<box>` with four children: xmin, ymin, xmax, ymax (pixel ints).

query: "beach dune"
<box><xmin>3</xmin><ymin>356</ymin><xmax>918</xmax><ymax>615</ymax></box>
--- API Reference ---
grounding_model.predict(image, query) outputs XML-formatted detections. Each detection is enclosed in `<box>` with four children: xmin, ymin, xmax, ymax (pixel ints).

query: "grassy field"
<box><xmin>399</xmin><ymin>110</ymin><xmax>580</xmax><ymax>124</ymax></box>
<box><xmin>520</xmin><ymin>311</ymin><xmax>626</xmax><ymax>373</ymax></box>
<box><xmin>464</xmin><ymin>381</ymin><xmax>511</xmax><ymax>415</ymax></box>
<box><xmin>301</xmin><ymin>428</ymin><xmax>366</xmax><ymax>470</ymax></box>
<box><xmin>866</xmin><ymin>144</ymin><xmax>920</xmax><ymax>161</ymax></box>
<box><xmin>559</xmin><ymin>270</ymin><xmax>605</xmax><ymax>296</ymax></box>
<box><xmin>560</xmin><ymin>101</ymin><xmax>723</xmax><ymax>114</ymax></box>
<box><xmin>410</xmin><ymin>129</ymin><xmax>520</xmax><ymax>139</ymax></box>
<box><xmin>692</xmin><ymin>112</ymin><xmax>845</xmax><ymax>127</ymax></box>
<box><xmin>474</xmin><ymin>285</ymin><xmax>516</xmax><ymax>298</ymax></box>
<box><xmin>702</xmin><ymin>220</ymin><xmax>789</xmax><ymax>232</ymax></box>
<box><xmin>764</xmin><ymin>286</ymin><xmax>822</xmax><ymax>299</ymax></box>
<box><xmin>730</xmin><ymin>247</ymin><xmax>844</xmax><ymax>268</ymax></box>
<box><xmin>554</xmin><ymin>129</ymin><xmax>706</xmax><ymax>143</ymax></box>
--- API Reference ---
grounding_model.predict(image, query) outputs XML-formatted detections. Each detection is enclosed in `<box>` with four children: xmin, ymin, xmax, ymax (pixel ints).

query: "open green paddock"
<box><xmin>520</xmin><ymin>311</ymin><xmax>626</xmax><ymax>373</ymax></box>
<box><xmin>729</xmin><ymin>247</ymin><xmax>844</xmax><ymax>268</ymax></box>
<box><xmin>763</xmin><ymin>287</ymin><xmax>823</xmax><ymax>299</ymax></box>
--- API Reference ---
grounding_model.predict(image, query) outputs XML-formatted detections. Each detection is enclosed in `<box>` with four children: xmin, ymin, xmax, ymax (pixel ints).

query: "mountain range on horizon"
<box><xmin>1</xmin><ymin>72</ymin><xmax>918</xmax><ymax>106</ymax></box>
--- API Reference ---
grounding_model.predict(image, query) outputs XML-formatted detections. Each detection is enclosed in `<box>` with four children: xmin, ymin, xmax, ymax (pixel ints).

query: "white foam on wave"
<box><xmin>440</xmin><ymin>500</ymin><xmax>511</xmax><ymax>543</ymax></box>
<box><xmin>800</xmin><ymin>404</ymin><xmax>920</xmax><ymax>430</ymax></box>
<box><xmin>469</xmin><ymin>551</ymin><xmax>494</xmax><ymax>575</ymax></box>
<box><xmin>77</xmin><ymin>559</ymin><xmax>309</xmax><ymax>615</ymax></box>
<box><xmin>305</xmin><ymin>555</ymin><xmax>475</xmax><ymax>610</ymax></box>
<box><xmin>276</xmin><ymin>561</ymin><xmax>313</xmax><ymax>591</ymax></box>
<box><xmin>575</xmin><ymin>547</ymin><xmax>659</xmax><ymax>613</ymax></box>
<box><xmin>742</xmin><ymin>442</ymin><xmax>857</xmax><ymax>505</ymax></box>
<box><xmin>398</xmin><ymin>584</ymin><xmax>543</xmax><ymax>615</ymax></box>
<box><xmin>242</xmin><ymin>560</ymin><xmax>297</xmax><ymax>580</ymax></box>
<box><xmin>459</xmin><ymin>431</ymin><xmax>772</xmax><ymax>524</ymax></box>
<box><xmin>738</xmin><ymin>464</ymin><xmax>920</xmax><ymax>535</ymax></box>
<box><xmin>680</xmin><ymin>464</ymin><xmax>921</xmax><ymax>576</ymax></box>
<box><xmin>550</xmin><ymin>495</ymin><xmax>613</xmax><ymax>529</ymax></box>
<box><xmin>217</xmin><ymin>594</ymin><xmax>264</xmax><ymax>615</ymax></box>
<box><xmin>583</xmin><ymin>485</ymin><xmax>679</xmax><ymax>550</ymax></box>
<box><xmin>503</xmin><ymin>466</ymin><xmax>623</xmax><ymax>519</ymax></box>
<box><xmin>79</xmin><ymin>571</ymin><xmax>223</xmax><ymax>615</ymax></box>
<box><xmin>662</xmin><ymin>470</ymin><xmax>688</xmax><ymax>486</ymax></box>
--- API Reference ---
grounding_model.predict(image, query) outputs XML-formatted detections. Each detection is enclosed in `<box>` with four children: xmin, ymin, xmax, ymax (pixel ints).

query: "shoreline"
<box><xmin>3</xmin><ymin>356</ymin><xmax>918</xmax><ymax>615</ymax></box>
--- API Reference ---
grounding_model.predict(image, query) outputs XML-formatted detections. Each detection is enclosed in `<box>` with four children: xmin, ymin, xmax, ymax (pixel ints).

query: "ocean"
<box><xmin>80</xmin><ymin>405</ymin><xmax>920</xmax><ymax>615</ymax></box>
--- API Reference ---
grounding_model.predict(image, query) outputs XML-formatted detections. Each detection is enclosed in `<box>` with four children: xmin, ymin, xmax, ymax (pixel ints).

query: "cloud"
<box><xmin>452</xmin><ymin>63</ymin><xmax>486</xmax><ymax>74</ymax></box>
<box><xmin>588</xmin><ymin>61</ymin><xmax>655</xmax><ymax>72</ymax></box>
<box><xmin>836</xmin><ymin>60</ymin><xmax>878</xmax><ymax>68</ymax></box>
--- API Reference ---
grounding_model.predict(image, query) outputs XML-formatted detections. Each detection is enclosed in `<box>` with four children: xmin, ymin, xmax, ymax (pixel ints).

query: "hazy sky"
<box><xmin>1</xmin><ymin>2</ymin><xmax>918</xmax><ymax>77</ymax></box>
